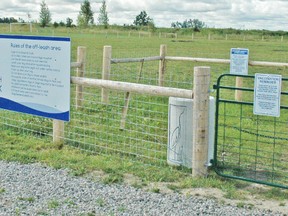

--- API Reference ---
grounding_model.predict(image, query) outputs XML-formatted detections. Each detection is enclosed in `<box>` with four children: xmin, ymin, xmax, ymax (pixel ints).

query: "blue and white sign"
<box><xmin>230</xmin><ymin>48</ymin><xmax>249</xmax><ymax>75</ymax></box>
<box><xmin>0</xmin><ymin>35</ymin><xmax>71</xmax><ymax>121</ymax></box>
<box><xmin>253</xmin><ymin>73</ymin><xmax>282</xmax><ymax>117</ymax></box>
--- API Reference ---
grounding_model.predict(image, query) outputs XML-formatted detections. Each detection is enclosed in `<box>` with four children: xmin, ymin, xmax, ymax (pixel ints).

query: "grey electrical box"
<box><xmin>167</xmin><ymin>97</ymin><xmax>215</xmax><ymax>168</ymax></box>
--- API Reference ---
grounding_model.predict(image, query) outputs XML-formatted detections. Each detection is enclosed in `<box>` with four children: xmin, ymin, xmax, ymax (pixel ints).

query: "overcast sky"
<box><xmin>0</xmin><ymin>0</ymin><xmax>288</xmax><ymax>31</ymax></box>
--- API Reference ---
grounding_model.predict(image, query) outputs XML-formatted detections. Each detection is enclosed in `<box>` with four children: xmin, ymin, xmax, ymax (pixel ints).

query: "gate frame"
<box><xmin>212</xmin><ymin>73</ymin><xmax>288</xmax><ymax>189</ymax></box>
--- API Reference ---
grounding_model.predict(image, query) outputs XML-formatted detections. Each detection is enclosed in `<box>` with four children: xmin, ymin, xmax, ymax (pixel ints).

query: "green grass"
<box><xmin>1</xmin><ymin>126</ymin><xmax>288</xmax><ymax>202</ymax></box>
<box><xmin>0</xmin><ymin>188</ymin><xmax>5</xmax><ymax>193</ymax></box>
<box><xmin>18</xmin><ymin>197</ymin><xmax>36</xmax><ymax>203</ymax></box>
<box><xmin>47</xmin><ymin>199</ymin><xmax>60</xmax><ymax>209</ymax></box>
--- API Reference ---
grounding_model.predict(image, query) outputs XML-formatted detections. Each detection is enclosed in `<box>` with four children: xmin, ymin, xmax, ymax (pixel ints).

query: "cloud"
<box><xmin>0</xmin><ymin>0</ymin><xmax>287</xmax><ymax>30</ymax></box>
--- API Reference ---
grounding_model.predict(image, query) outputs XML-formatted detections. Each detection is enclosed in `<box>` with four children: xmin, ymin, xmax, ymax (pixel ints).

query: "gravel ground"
<box><xmin>0</xmin><ymin>161</ymin><xmax>284</xmax><ymax>216</ymax></box>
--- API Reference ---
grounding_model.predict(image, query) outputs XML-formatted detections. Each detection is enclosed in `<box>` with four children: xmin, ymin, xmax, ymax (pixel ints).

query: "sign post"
<box><xmin>0</xmin><ymin>35</ymin><xmax>71</xmax><ymax>121</ymax></box>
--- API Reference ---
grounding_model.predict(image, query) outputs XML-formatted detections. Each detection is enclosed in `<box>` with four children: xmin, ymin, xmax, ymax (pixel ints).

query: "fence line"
<box><xmin>112</xmin><ymin>55</ymin><xmax>288</xmax><ymax>68</ymax></box>
<box><xmin>3</xmin><ymin>43</ymin><xmax>288</xmax><ymax>176</ymax></box>
<box><xmin>51</xmin><ymin>44</ymin><xmax>288</xmax><ymax>159</ymax></box>
<box><xmin>108</xmin><ymin>45</ymin><xmax>288</xmax><ymax>103</ymax></box>
<box><xmin>1</xmin><ymin>24</ymin><xmax>286</xmax><ymax>42</ymax></box>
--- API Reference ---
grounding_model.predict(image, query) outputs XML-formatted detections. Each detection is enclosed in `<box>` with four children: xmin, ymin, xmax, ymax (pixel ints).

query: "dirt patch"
<box><xmin>84</xmin><ymin>171</ymin><xmax>288</xmax><ymax>214</ymax></box>
<box><xmin>183</xmin><ymin>187</ymin><xmax>288</xmax><ymax>214</ymax></box>
<box><xmin>122</xmin><ymin>174</ymin><xmax>288</xmax><ymax>214</ymax></box>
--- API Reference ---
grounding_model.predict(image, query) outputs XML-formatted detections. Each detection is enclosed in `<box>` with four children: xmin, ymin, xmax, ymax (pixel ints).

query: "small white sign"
<box><xmin>0</xmin><ymin>35</ymin><xmax>71</xmax><ymax>121</ymax></box>
<box><xmin>230</xmin><ymin>48</ymin><xmax>249</xmax><ymax>75</ymax></box>
<box><xmin>253</xmin><ymin>73</ymin><xmax>282</xmax><ymax>117</ymax></box>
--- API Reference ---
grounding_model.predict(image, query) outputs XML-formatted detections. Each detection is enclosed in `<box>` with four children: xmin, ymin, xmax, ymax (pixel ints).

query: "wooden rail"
<box><xmin>111</xmin><ymin>56</ymin><xmax>162</xmax><ymax>63</ymax></box>
<box><xmin>111</xmin><ymin>55</ymin><xmax>288</xmax><ymax>68</ymax></box>
<box><xmin>165</xmin><ymin>56</ymin><xmax>288</xmax><ymax>67</ymax></box>
<box><xmin>70</xmin><ymin>76</ymin><xmax>193</xmax><ymax>99</ymax></box>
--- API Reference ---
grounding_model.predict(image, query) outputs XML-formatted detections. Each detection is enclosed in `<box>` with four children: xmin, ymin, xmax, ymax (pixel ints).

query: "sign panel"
<box><xmin>253</xmin><ymin>73</ymin><xmax>282</xmax><ymax>117</ymax></box>
<box><xmin>230</xmin><ymin>48</ymin><xmax>249</xmax><ymax>75</ymax></box>
<box><xmin>0</xmin><ymin>35</ymin><xmax>70</xmax><ymax>121</ymax></box>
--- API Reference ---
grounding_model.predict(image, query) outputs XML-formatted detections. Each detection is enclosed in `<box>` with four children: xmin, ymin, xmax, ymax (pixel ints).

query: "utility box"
<box><xmin>167</xmin><ymin>97</ymin><xmax>215</xmax><ymax>168</ymax></box>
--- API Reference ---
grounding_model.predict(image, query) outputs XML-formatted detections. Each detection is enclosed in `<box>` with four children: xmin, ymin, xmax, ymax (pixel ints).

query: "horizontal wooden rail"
<box><xmin>165</xmin><ymin>56</ymin><xmax>288</xmax><ymax>67</ymax></box>
<box><xmin>248</xmin><ymin>60</ymin><xmax>288</xmax><ymax>67</ymax></box>
<box><xmin>111</xmin><ymin>55</ymin><xmax>288</xmax><ymax>67</ymax></box>
<box><xmin>111</xmin><ymin>56</ymin><xmax>162</xmax><ymax>64</ymax></box>
<box><xmin>165</xmin><ymin>56</ymin><xmax>230</xmax><ymax>64</ymax></box>
<box><xmin>71</xmin><ymin>76</ymin><xmax>193</xmax><ymax>99</ymax></box>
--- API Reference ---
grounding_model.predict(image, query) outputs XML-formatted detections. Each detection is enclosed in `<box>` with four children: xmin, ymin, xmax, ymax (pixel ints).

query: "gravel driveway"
<box><xmin>0</xmin><ymin>161</ymin><xmax>284</xmax><ymax>215</ymax></box>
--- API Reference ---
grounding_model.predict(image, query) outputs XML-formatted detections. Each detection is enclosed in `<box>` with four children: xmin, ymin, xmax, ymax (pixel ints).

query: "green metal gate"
<box><xmin>212</xmin><ymin>74</ymin><xmax>288</xmax><ymax>189</ymax></box>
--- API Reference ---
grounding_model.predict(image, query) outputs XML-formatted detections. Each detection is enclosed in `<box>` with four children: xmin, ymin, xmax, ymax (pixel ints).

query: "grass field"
<box><xmin>0</xmin><ymin>26</ymin><xmax>288</xmax><ymax>203</ymax></box>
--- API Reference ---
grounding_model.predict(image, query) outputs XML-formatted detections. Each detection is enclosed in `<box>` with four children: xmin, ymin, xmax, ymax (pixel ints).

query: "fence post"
<box><xmin>192</xmin><ymin>66</ymin><xmax>210</xmax><ymax>178</ymax></box>
<box><xmin>53</xmin><ymin>120</ymin><xmax>64</xmax><ymax>144</ymax></box>
<box><xmin>158</xmin><ymin>44</ymin><xmax>167</xmax><ymax>86</ymax></box>
<box><xmin>235</xmin><ymin>77</ymin><xmax>243</xmax><ymax>101</ymax></box>
<box><xmin>75</xmin><ymin>46</ymin><xmax>86</xmax><ymax>109</ymax></box>
<box><xmin>102</xmin><ymin>46</ymin><xmax>112</xmax><ymax>103</ymax></box>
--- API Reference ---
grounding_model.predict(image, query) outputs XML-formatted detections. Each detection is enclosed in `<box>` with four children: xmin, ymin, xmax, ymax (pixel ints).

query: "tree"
<box><xmin>66</xmin><ymin>17</ymin><xmax>73</xmax><ymax>27</ymax></box>
<box><xmin>190</xmin><ymin>19</ymin><xmax>205</xmax><ymax>32</ymax></box>
<box><xmin>77</xmin><ymin>0</ymin><xmax>94</xmax><ymax>27</ymax></box>
<box><xmin>53</xmin><ymin>22</ymin><xmax>59</xmax><ymax>28</ymax></box>
<box><xmin>59</xmin><ymin>21</ymin><xmax>65</xmax><ymax>27</ymax></box>
<box><xmin>39</xmin><ymin>0</ymin><xmax>51</xmax><ymax>27</ymax></box>
<box><xmin>133</xmin><ymin>11</ymin><xmax>153</xmax><ymax>26</ymax></box>
<box><xmin>98</xmin><ymin>0</ymin><xmax>109</xmax><ymax>28</ymax></box>
<box><xmin>171</xmin><ymin>19</ymin><xmax>205</xmax><ymax>32</ymax></box>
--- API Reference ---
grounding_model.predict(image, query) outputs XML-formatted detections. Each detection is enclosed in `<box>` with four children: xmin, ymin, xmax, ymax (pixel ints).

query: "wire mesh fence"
<box><xmin>1</xmin><ymin>37</ymin><xmax>288</xmax><ymax>171</ymax></box>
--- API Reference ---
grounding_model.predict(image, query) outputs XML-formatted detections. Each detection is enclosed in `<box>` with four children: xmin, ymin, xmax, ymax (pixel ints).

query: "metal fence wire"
<box><xmin>1</xmin><ymin>42</ymin><xmax>288</xmax><ymax>176</ymax></box>
<box><xmin>213</xmin><ymin>74</ymin><xmax>288</xmax><ymax>189</ymax></box>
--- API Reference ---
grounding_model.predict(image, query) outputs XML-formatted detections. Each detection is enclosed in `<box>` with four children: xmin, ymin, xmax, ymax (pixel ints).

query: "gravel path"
<box><xmin>0</xmin><ymin>161</ymin><xmax>284</xmax><ymax>216</ymax></box>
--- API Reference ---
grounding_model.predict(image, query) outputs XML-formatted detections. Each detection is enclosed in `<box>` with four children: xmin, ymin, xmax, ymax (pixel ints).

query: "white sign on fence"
<box><xmin>230</xmin><ymin>48</ymin><xmax>249</xmax><ymax>75</ymax></box>
<box><xmin>0</xmin><ymin>35</ymin><xmax>71</xmax><ymax>121</ymax></box>
<box><xmin>253</xmin><ymin>73</ymin><xmax>282</xmax><ymax>117</ymax></box>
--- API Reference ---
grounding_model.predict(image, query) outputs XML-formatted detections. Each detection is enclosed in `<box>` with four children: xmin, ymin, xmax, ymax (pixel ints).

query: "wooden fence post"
<box><xmin>235</xmin><ymin>77</ymin><xmax>243</xmax><ymax>101</ymax></box>
<box><xmin>192</xmin><ymin>66</ymin><xmax>210</xmax><ymax>177</ymax></box>
<box><xmin>102</xmin><ymin>46</ymin><xmax>112</xmax><ymax>103</ymax></box>
<box><xmin>158</xmin><ymin>44</ymin><xmax>167</xmax><ymax>86</ymax></box>
<box><xmin>76</xmin><ymin>46</ymin><xmax>86</xmax><ymax>109</ymax></box>
<box><xmin>53</xmin><ymin>120</ymin><xmax>64</xmax><ymax>144</ymax></box>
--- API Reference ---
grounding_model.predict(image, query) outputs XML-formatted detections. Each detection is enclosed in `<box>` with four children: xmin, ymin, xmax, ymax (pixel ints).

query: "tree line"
<box><xmin>3</xmin><ymin>0</ymin><xmax>288</xmax><ymax>35</ymax></box>
<box><xmin>0</xmin><ymin>17</ymin><xmax>18</xmax><ymax>23</ymax></box>
<box><xmin>2</xmin><ymin>0</ymin><xmax>207</xmax><ymax>31</ymax></box>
